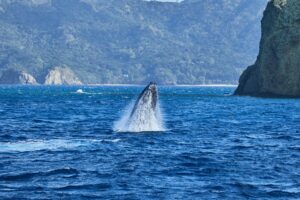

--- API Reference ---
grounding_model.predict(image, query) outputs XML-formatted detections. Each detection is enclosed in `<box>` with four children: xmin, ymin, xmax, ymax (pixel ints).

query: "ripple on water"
<box><xmin>0</xmin><ymin>86</ymin><xmax>299</xmax><ymax>199</ymax></box>
<box><xmin>0</xmin><ymin>139</ymin><xmax>123</xmax><ymax>153</ymax></box>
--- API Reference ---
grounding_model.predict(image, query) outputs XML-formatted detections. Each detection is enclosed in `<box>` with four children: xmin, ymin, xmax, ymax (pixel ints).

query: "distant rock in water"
<box><xmin>235</xmin><ymin>0</ymin><xmax>300</xmax><ymax>97</ymax></box>
<box><xmin>0</xmin><ymin>69</ymin><xmax>37</xmax><ymax>84</ymax></box>
<box><xmin>44</xmin><ymin>66</ymin><xmax>82</xmax><ymax>85</ymax></box>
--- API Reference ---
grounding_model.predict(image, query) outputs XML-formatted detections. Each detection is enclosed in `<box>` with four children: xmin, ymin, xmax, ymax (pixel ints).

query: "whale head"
<box><xmin>144</xmin><ymin>82</ymin><xmax>157</xmax><ymax>109</ymax></box>
<box><xmin>114</xmin><ymin>81</ymin><xmax>165</xmax><ymax>132</ymax></box>
<box><xmin>131</xmin><ymin>82</ymin><xmax>158</xmax><ymax>117</ymax></box>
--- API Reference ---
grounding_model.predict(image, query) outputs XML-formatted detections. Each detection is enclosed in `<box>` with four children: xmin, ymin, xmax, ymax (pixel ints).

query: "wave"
<box><xmin>0</xmin><ymin>167</ymin><xmax>79</xmax><ymax>182</ymax></box>
<box><xmin>0</xmin><ymin>139</ymin><xmax>122</xmax><ymax>152</ymax></box>
<box><xmin>55</xmin><ymin>183</ymin><xmax>112</xmax><ymax>190</ymax></box>
<box><xmin>73</xmin><ymin>89</ymin><xmax>102</xmax><ymax>95</ymax></box>
<box><xmin>0</xmin><ymin>139</ymin><xmax>81</xmax><ymax>152</ymax></box>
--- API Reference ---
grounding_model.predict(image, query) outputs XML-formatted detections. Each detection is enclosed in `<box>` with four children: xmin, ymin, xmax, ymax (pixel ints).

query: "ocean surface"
<box><xmin>0</xmin><ymin>85</ymin><xmax>299</xmax><ymax>200</ymax></box>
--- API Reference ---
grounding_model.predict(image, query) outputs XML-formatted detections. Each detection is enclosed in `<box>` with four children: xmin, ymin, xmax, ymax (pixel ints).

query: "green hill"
<box><xmin>0</xmin><ymin>0</ymin><xmax>268</xmax><ymax>84</ymax></box>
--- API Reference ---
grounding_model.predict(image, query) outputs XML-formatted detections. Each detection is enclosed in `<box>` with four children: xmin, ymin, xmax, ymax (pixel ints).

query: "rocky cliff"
<box><xmin>0</xmin><ymin>69</ymin><xmax>37</xmax><ymax>84</ymax></box>
<box><xmin>235</xmin><ymin>0</ymin><xmax>300</xmax><ymax>97</ymax></box>
<box><xmin>44</xmin><ymin>66</ymin><xmax>82</xmax><ymax>85</ymax></box>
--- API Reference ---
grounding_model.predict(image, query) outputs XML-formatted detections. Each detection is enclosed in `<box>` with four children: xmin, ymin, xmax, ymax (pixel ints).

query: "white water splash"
<box><xmin>75</xmin><ymin>89</ymin><xmax>84</xmax><ymax>94</ymax></box>
<box><xmin>113</xmin><ymin>100</ymin><xmax>165</xmax><ymax>133</ymax></box>
<box><xmin>73</xmin><ymin>89</ymin><xmax>102</xmax><ymax>95</ymax></box>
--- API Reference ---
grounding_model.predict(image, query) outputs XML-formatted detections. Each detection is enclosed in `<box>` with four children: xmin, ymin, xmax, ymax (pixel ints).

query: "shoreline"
<box><xmin>86</xmin><ymin>84</ymin><xmax>238</xmax><ymax>87</ymax></box>
<box><xmin>0</xmin><ymin>84</ymin><xmax>238</xmax><ymax>87</ymax></box>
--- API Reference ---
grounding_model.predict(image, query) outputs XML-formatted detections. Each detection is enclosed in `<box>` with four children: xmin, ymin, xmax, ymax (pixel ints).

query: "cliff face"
<box><xmin>235</xmin><ymin>0</ymin><xmax>300</xmax><ymax>97</ymax></box>
<box><xmin>44</xmin><ymin>66</ymin><xmax>82</xmax><ymax>85</ymax></box>
<box><xmin>0</xmin><ymin>69</ymin><xmax>37</xmax><ymax>84</ymax></box>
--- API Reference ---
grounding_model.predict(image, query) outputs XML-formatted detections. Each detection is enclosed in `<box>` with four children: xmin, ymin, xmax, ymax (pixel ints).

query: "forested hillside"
<box><xmin>0</xmin><ymin>0</ymin><xmax>268</xmax><ymax>84</ymax></box>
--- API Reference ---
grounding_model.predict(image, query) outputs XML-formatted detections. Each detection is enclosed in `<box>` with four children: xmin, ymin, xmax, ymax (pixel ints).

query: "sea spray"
<box><xmin>76</xmin><ymin>89</ymin><xmax>84</xmax><ymax>94</ymax></box>
<box><xmin>113</xmin><ymin>101</ymin><xmax>165</xmax><ymax>132</ymax></box>
<box><xmin>113</xmin><ymin>83</ymin><xmax>165</xmax><ymax>132</ymax></box>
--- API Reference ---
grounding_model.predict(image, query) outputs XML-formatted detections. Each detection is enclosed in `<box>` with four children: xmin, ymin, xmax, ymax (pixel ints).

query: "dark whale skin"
<box><xmin>130</xmin><ymin>82</ymin><xmax>157</xmax><ymax>117</ymax></box>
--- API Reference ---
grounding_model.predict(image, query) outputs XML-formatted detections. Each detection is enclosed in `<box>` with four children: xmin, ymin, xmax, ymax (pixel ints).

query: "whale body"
<box><xmin>130</xmin><ymin>82</ymin><xmax>157</xmax><ymax>118</ymax></box>
<box><xmin>114</xmin><ymin>82</ymin><xmax>164</xmax><ymax>132</ymax></box>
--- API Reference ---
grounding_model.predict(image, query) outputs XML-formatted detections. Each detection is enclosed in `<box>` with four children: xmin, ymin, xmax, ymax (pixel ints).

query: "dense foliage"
<box><xmin>0</xmin><ymin>0</ymin><xmax>268</xmax><ymax>84</ymax></box>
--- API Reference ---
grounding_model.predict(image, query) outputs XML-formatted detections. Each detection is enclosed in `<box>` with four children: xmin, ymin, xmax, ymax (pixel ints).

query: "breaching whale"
<box><xmin>130</xmin><ymin>82</ymin><xmax>157</xmax><ymax>118</ymax></box>
<box><xmin>114</xmin><ymin>82</ymin><xmax>164</xmax><ymax>132</ymax></box>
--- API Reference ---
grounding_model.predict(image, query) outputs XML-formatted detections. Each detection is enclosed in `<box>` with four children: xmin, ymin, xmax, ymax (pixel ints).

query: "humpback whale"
<box><xmin>130</xmin><ymin>82</ymin><xmax>157</xmax><ymax>117</ymax></box>
<box><xmin>114</xmin><ymin>82</ymin><xmax>165</xmax><ymax>132</ymax></box>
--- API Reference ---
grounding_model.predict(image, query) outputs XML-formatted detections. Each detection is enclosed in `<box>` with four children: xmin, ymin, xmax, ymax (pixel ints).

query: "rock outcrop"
<box><xmin>235</xmin><ymin>0</ymin><xmax>300</xmax><ymax>97</ymax></box>
<box><xmin>0</xmin><ymin>69</ymin><xmax>37</xmax><ymax>84</ymax></box>
<box><xmin>44</xmin><ymin>66</ymin><xmax>82</xmax><ymax>85</ymax></box>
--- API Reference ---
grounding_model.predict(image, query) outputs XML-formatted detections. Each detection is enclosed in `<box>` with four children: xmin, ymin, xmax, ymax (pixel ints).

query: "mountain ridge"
<box><xmin>0</xmin><ymin>0</ymin><xmax>268</xmax><ymax>84</ymax></box>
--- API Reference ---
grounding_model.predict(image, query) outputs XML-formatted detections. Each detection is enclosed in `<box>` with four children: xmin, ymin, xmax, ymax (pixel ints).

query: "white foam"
<box><xmin>113</xmin><ymin>98</ymin><xmax>166</xmax><ymax>133</ymax></box>
<box><xmin>111</xmin><ymin>139</ymin><xmax>122</xmax><ymax>143</ymax></box>
<box><xmin>0</xmin><ymin>139</ymin><xmax>81</xmax><ymax>152</ymax></box>
<box><xmin>0</xmin><ymin>139</ymin><xmax>122</xmax><ymax>152</ymax></box>
<box><xmin>75</xmin><ymin>89</ymin><xmax>84</xmax><ymax>94</ymax></box>
<box><xmin>74</xmin><ymin>89</ymin><xmax>102</xmax><ymax>95</ymax></box>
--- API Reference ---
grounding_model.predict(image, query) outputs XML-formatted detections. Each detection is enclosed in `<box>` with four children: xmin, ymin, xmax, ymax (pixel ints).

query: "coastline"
<box><xmin>0</xmin><ymin>84</ymin><xmax>238</xmax><ymax>87</ymax></box>
<box><xmin>86</xmin><ymin>84</ymin><xmax>238</xmax><ymax>87</ymax></box>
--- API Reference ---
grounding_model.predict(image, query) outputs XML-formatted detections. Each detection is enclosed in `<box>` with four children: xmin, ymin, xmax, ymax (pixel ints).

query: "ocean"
<box><xmin>0</xmin><ymin>85</ymin><xmax>299</xmax><ymax>199</ymax></box>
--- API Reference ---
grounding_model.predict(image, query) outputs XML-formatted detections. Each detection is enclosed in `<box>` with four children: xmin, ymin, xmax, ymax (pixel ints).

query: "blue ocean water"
<box><xmin>0</xmin><ymin>85</ymin><xmax>299</xmax><ymax>200</ymax></box>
